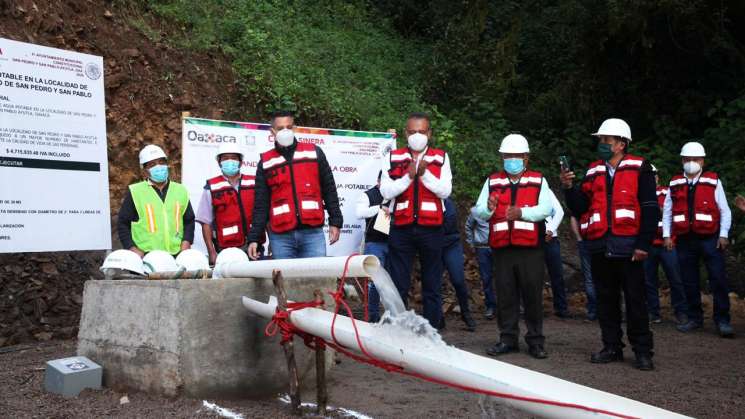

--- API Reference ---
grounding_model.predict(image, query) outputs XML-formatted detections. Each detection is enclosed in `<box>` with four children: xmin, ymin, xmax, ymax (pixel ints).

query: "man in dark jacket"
<box><xmin>442</xmin><ymin>197</ymin><xmax>477</xmax><ymax>331</ymax></box>
<box><xmin>248</xmin><ymin>111</ymin><xmax>342</xmax><ymax>259</ymax></box>
<box><xmin>561</xmin><ymin>118</ymin><xmax>657</xmax><ymax>371</ymax></box>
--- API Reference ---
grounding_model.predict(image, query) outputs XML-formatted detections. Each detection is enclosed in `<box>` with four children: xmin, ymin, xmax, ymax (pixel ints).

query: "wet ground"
<box><xmin>1</xmin><ymin>308</ymin><xmax>744</xmax><ymax>419</ymax></box>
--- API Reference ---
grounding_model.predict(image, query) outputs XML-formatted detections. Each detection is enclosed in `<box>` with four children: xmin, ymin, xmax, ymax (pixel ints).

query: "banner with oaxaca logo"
<box><xmin>181</xmin><ymin>117</ymin><xmax>396</xmax><ymax>256</ymax></box>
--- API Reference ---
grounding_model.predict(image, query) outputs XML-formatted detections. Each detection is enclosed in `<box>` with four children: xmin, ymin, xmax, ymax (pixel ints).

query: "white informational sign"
<box><xmin>182</xmin><ymin>117</ymin><xmax>396</xmax><ymax>256</ymax></box>
<box><xmin>0</xmin><ymin>38</ymin><xmax>110</xmax><ymax>253</ymax></box>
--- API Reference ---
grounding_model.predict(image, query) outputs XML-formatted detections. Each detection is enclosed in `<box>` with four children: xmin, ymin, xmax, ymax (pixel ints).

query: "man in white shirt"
<box><xmin>662</xmin><ymin>142</ymin><xmax>733</xmax><ymax>337</ymax></box>
<box><xmin>543</xmin><ymin>190</ymin><xmax>569</xmax><ymax>318</ymax></box>
<box><xmin>380</xmin><ymin>113</ymin><xmax>452</xmax><ymax>329</ymax></box>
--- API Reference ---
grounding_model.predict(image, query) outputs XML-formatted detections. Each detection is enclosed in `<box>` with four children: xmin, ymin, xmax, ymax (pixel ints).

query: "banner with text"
<box><xmin>182</xmin><ymin>117</ymin><xmax>396</xmax><ymax>256</ymax></box>
<box><xmin>0</xmin><ymin>38</ymin><xmax>110</xmax><ymax>253</ymax></box>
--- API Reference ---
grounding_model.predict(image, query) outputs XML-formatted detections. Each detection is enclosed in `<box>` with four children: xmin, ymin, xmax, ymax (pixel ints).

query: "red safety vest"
<box><xmin>260</xmin><ymin>142</ymin><xmax>325</xmax><ymax>233</ymax></box>
<box><xmin>387</xmin><ymin>147</ymin><xmax>446</xmax><ymax>226</ymax></box>
<box><xmin>579</xmin><ymin>155</ymin><xmax>645</xmax><ymax>240</ymax></box>
<box><xmin>669</xmin><ymin>172</ymin><xmax>720</xmax><ymax>236</ymax></box>
<box><xmin>208</xmin><ymin>174</ymin><xmax>257</xmax><ymax>248</ymax></box>
<box><xmin>487</xmin><ymin>170</ymin><xmax>543</xmax><ymax>249</ymax></box>
<box><xmin>652</xmin><ymin>186</ymin><xmax>669</xmax><ymax>246</ymax></box>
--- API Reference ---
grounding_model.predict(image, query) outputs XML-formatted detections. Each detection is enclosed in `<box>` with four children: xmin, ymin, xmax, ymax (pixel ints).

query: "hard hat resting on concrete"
<box><xmin>216</xmin><ymin>142</ymin><xmax>244</xmax><ymax>161</ymax></box>
<box><xmin>680</xmin><ymin>142</ymin><xmax>706</xmax><ymax>157</ymax></box>
<box><xmin>175</xmin><ymin>249</ymin><xmax>210</xmax><ymax>271</ymax></box>
<box><xmin>142</xmin><ymin>250</ymin><xmax>179</xmax><ymax>274</ymax></box>
<box><xmin>139</xmin><ymin>144</ymin><xmax>168</xmax><ymax>166</ymax></box>
<box><xmin>499</xmin><ymin>134</ymin><xmax>530</xmax><ymax>153</ymax></box>
<box><xmin>592</xmin><ymin>118</ymin><xmax>632</xmax><ymax>141</ymax></box>
<box><xmin>100</xmin><ymin>250</ymin><xmax>145</xmax><ymax>276</ymax></box>
<box><xmin>215</xmin><ymin>247</ymin><xmax>249</xmax><ymax>267</ymax></box>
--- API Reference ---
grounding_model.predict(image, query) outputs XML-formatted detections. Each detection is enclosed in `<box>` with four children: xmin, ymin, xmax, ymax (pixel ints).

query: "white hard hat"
<box><xmin>175</xmin><ymin>249</ymin><xmax>209</xmax><ymax>271</ymax></box>
<box><xmin>100</xmin><ymin>250</ymin><xmax>145</xmax><ymax>276</ymax></box>
<box><xmin>680</xmin><ymin>142</ymin><xmax>706</xmax><ymax>157</ymax></box>
<box><xmin>139</xmin><ymin>145</ymin><xmax>167</xmax><ymax>166</ymax></box>
<box><xmin>498</xmin><ymin>134</ymin><xmax>530</xmax><ymax>153</ymax></box>
<box><xmin>592</xmin><ymin>118</ymin><xmax>632</xmax><ymax>141</ymax></box>
<box><xmin>214</xmin><ymin>247</ymin><xmax>249</xmax><ymax>267</ymax></box>
<box><xmin>216</xmin><ymin>142</ymin><xmax>244</xmax><ymax>161</ymax></box>
<box><xmin>142</xmin><ymin>250</ymin><xmax>179</xmax><ymax>274</ymax></box>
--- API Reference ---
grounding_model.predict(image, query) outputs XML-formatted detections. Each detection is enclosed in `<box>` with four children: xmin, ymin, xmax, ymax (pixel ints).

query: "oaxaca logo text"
<box><xmin>187</xmin><ymin>130</ymin><xmax>237</xmax><ymax>143</ymax></box>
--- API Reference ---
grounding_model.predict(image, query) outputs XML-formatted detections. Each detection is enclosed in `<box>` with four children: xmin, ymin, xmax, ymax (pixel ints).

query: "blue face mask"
<box><xmin>220</xmin><ymin>159</ymin><xmax>241</xmax><ymax>176</ymax></box>
<box><xmin>148</xmin><ymin>165</ymin><xmax>169</xmax><ymax>183</ymax></box>
<box><xmin>503</xmin><ymin>158</ymin><xmax>525</xmax><ymax>175</ymax></box>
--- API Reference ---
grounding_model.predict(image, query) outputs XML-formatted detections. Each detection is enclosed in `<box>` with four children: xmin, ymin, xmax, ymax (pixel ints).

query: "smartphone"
<box><xmin>559</xmin><ymin>155</ymin><xmax>571</xmax><ymax>172</ymax></box>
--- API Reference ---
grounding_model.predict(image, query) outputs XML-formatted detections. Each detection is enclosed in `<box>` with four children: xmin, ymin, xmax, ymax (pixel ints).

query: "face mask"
<box><xmin>275</xmin><ymin>128</ymin><xmax>295</xmax><ymax>147</ymax></box>
<box><xmin>149</xmin><ymin>165</ymin><xmax>169</xmax><ymax>183</ymax></box>
<box><xmin>503</xmin><ymin>158</ymin><xmax>525</xmax><ymax>175</ymax></box>
<box><xmin>220</xmin><ymin>159</ymin><xmax>240</xmax><ymax>176</ymax></box>
<box><xmin>683</xmin><ymin>161</ymin><xmax>701</xmax><ymax>175</ymax></box>
<box><xmin>407</xmin><ymin>133</ymin><xmax>428</xmax><ymax>151</ymax></box>
<box><xmin>597</xmin><ymin>142</ymin><xmax>614</xmax><ymax>161</ymax></box>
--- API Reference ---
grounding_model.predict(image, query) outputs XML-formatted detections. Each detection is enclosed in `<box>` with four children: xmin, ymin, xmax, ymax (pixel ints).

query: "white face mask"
<box><xmin>407</xmin><ymin>133</ymin><xmax>428</xmax><ymax>152</ymax></box>
<box><xmin>683</xmin><ymin>161</ymin><xmax>701</xmax><ymax>175</ymax></box>
<box><xmin>275</xmin><ymin>128</ymin><xmax>295</xmax><ymax>147</ymax></box>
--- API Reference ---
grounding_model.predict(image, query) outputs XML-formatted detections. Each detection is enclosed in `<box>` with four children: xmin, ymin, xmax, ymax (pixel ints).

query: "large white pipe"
<box><xmin>214</xmin><ymin>255</ymin><xmax>379</xmax><ymax>279</ymax></box>
<box><xmin>242</xmin><ymin>296</ymin><xmax>691</xmax><ymax>419</ymax></box>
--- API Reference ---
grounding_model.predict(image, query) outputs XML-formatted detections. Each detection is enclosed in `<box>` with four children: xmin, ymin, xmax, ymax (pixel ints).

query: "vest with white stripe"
<box><xmin>208</xmin><ymin>174</ymin><xmax>257</xmax><ymax>249</ymax></box>
<box><xmin>260</xmin><ymin>142</ymin><xmax>325</xmax><ymax>233</ymax></box>
<box><xmin>579</xmin><ymin>155</ymin><xmax>644</xmax><ymax>240</ymax></box>
<box><xmin>387</xmin><ymin>147</ymin><xmax>446</xmax><ymax>226</ymax></box>
<box><xmin>487</xmin><ymin>170</ymin><xmax>542</xmax><ymax>249</ymax></box>
<box><xmin>653</xmin><ymin>186</ymin><xmax>669</xmax><ymax>246</ymax></box>
<box><xmin>669</xmin><ymin>172</ymin><xmax>720</xmax><ymax>236</ymax></box>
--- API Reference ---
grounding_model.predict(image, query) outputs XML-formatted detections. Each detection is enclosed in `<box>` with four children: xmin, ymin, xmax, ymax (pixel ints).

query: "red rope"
<box><xmin>265</xmin><ymin>254</ymin><xmax>640</xmax><ymax>419</ymax></box>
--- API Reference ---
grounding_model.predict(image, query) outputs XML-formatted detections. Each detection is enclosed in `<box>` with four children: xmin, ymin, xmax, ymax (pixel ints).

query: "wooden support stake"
<box><xmin>313</xmin><ymin>289</ymin><xmax>328</xmax><ymax>415</ymax></box>
<box><xmin>273</xmin><ymin>270</ymin><xmax>301</xmax><ymax>415</ymax></box>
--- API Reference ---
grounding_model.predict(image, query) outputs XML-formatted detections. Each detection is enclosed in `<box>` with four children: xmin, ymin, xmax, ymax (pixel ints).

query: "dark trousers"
<box><xmin>475</xmin><ymin>247</ymin><xmax>496</xmax><ymax>310</ymax></box>
<box><xmin>442</xmin><ymin>240</ymin><xmax>471</xmax><ymax>313</ymax></box>
<box><xmin>388</xmin><ymin>224</ymin><xmax>444</xmax><ymax>328</ymax></box>
<box><xmin>493</xmin><ymin>246</ymin><xmax>545</xmax><ymax>347</ymax></box>
<box><xmin>577</xmin><ymin>241</ymin><xmax>597</xmax><ymax>316</ymax></box>
<box><xmin>591</xmin><ymin>253</ymin><xmax>653</xmax><ymax>354</ymax></box>
<box><xmin>543</xmin><ymin>237</ymin><xmax>568</xmax><ymax>313</ymax></box>
<box><xmin>676</xmin><ymin>235</ymin><xmax>730</xmax><ymax>324</ymax></box>
<box><xmin>643</xmin><ymin>245</ymin><xmax>688</xmax><ymax>317</ymax></box>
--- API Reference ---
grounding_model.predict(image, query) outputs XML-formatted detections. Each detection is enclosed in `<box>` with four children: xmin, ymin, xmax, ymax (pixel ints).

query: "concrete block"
<box><xmin>44</xmin><ymin>356</ymin><xmax>102</xmax><ymax>397</ymax></box>
<box><xmin>77</xmin><ymin>277</ymin><xmax>336</xmax><ymax>399</ymax></box>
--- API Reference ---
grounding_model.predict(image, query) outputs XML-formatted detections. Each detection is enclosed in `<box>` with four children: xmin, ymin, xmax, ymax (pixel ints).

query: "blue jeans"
<box><xmin>388</xmin><ymin>224</ymin><xmax>444</xmax><ymax>328</ymax></box>
<box><xmin>364</xmin><ymin>241</ymin><xmax>388</xmax><ymax>322</ymax></box>
<box><xmin>442</xmin><ymin>239</ymin><xmax>471</xmax><ymax>314</ymax></box>
<box><xmin>268</xmin><ymin>227</ymin><xmax>326</xmax><ymax>260</ymax></box>
<box><xmin>577</xmin><ymin>241</ymin><xmax>597</xmax><ymax>317</ymax></box>
<box><xmin>475</xmin><ymin>247</ymin><xmax>496</xmax><ymax>310</ymax></box>
<box><xmin>676</xmin><ymin>235</ymin><xmax>730</xmax><ymax>324</ymax></box>
<box><xmin>543</xmin><ymin>237</ymin><xmax>568</xmax><ymax>313</ymax></box>
<box><xmin>643</xmin><ymin>245</ymin><xmax>688</xmax><ymax>317</ymax></box>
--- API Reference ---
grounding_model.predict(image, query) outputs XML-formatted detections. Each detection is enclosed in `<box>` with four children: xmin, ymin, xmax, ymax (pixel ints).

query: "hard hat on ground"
<box><xmin>142</xmin><ymin>250</ymin><xmax>179</xmax><ymax>274</ymax></box>
<box><xmin>139</xmin><ymin>145</ymin><xmax>167</xmax><ymax>166</ymax></box>
<box><xmin>680</xmin><ymin>142</ymin><xmax>706</xmax><ymax>157</ymax></box>
<box><xmin>214</xmin><ymin>247</ymin><xmax>249</xmax><ymax>267</ymax></box>
<box><xmin>216</xmin><ymin>142</ymin><xmax>244</xmax><ymax>161</ymax></box>
<box><xmin>100</xmin><ymin>250</ymin><xmax>145</xmax><ymax>276</ymax></box>
<box><xmin>175</xmin><ymin>249</ymin><xmax>210</xmax><ymax>271</ymax></box>
<box><xmin>592</xmin><ymin>118</ymin><xmax>632</xmax><ymax>141</ymax></box>
<box><xmin>499</xmin><ymin>134</ymin><xmax>530</xmax><ymax>153</ymax></box>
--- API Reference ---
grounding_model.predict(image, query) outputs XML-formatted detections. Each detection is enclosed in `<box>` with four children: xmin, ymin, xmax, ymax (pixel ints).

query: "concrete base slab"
<box><xmin>77</xmin><ymin>277</ymin><xmax>336</xmax><ymax>398</ymax></box>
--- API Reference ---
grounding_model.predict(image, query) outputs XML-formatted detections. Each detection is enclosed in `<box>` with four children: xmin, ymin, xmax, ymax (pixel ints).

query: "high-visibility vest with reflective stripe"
<box><xmin>208</xmin><ymin>174</ymin><xmax>258</xmax><ymax>249</ymax></box>
<box><xmin>387</xmin><ymin>147</ymin><xmax>446</xmax><ymax>226</ymax></box>
<box><xmin>653</xmin><ymin>186</ymin><xmax>669</xmax><ymax>246</ymax></box>
<box><xmin>487</xmin><ymin>170</ymin><xmax>542</xmax><ymax>248</ymax></box>
<box><xmin>260</xmin><ymin>142</ymin><xmax>325</xmax><ymax>233</ymax></box>
<box><xmin>669</xmin><ymin>172</ymin><xmax>720</xmax><ymax>236</ymax></box>
<box><xmin>129</xmin><ymin>180</ymin><xmax>189</xmax><ymax>255</ymax></box>
<box><xmin>579</xmin><ymin>155</ymin><xmax>644</xmax><ymax>240</ymax></box>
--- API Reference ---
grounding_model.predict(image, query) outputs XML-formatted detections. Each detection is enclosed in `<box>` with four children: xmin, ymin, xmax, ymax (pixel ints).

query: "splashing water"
<box><xmin>368</xmin><ymin>268</ymin><xmax>405</xmax><ymax>316</ymax></box>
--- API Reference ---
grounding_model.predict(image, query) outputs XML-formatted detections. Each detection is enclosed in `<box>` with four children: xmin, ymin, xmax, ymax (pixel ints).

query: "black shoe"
<box><xmin>716</xmin><ymin>322</ymin><xmax>734</xmax><ymax>338</ymax></box>
<box><xmin>486</xmin><ymin>342</ymin><xmax>518</xmax><ymax>357</ymax></box>
<box><xmin>590</xmin><ymin>347</ymin><xmax>624</xmax><ymax>364</ymax></box>
<box><xmin>674</xmin><ymin>312</ymin><xmax>689</xmax><ymax>326</ymax></box>
<box><xmin>461</xmin><ymin>312</ymin><xmax>476</xmax><ymax>332</ymax></box>
<box><xmin>555</xmin><ymin>310</ymin><xmax>571</xmax><ymax>319</ymax></box>
<box><xmin>632</xmin><ymin>353</ymin><xmax>655</xmax><ymax>371</ymax></box>
<box><xmin>484</xmin><ymin>307</ymin><xmax>495</xmax><ymax>320</ymax></box>
<box><xmin>528</xmin><ymin>345</ymin><xmax>548</xmax><ymax>359</ymax></box>
<box><xmin>676</xmin><ymin>320</ymin><xmax>702</xmax><ymax>333</ymax></box>
<box><xmin>436</xmin><ymin>317</ymin><xmax>446</xmax><ymax>331</ymax></box>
